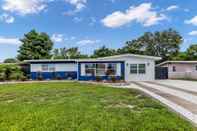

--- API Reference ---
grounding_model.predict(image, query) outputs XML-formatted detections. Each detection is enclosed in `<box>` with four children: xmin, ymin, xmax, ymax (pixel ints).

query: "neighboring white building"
<box><xmin>157</xmin><ymin>61</ymin><xmax>197</xmax><ymax>80</ymax></box>
<box><xmin>26</xmin><ymin>54</ymin><xmax>161</xmax><ymax>81</ymax></box>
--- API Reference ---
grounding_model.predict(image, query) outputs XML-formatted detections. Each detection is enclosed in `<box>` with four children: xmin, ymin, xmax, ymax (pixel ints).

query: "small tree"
<box><xmin>186</xmin><ymin>44</ymin><xmax>197</xmax><ymax>60</ymax></box>
<box><xmin>0</xmin><ymin>64</ymin><xmax>26</xmax><ymax>81</ymax></box>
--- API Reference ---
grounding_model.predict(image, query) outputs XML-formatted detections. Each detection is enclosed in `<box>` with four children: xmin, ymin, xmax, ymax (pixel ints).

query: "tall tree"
<box><xmin>52</xmin><ymin>47</ymin><xmax>88</xmax><ymax>59</ymax></box>
<box><xmin>186</xmin><ymin>44</ymin><xmax>197</xmax><ymax>60</ymax></box>
<box><xmin>17</xmin><ymin>30</ymin><xmax>53</xmax><ymax>61</ymax></box>
<box><xmin>117</xmin><ymin>40</ymin><xmax>145</xmax><ymax>55</ymax></box>
<box><xmin>121</xmin><ymin>29</ymin><xmax>183</xmax><ymax>61</ymax></box>
<box><xmin>91</xmin><ymin>46</ymin><xmax>117</xmax><ymax>58</ymax></box>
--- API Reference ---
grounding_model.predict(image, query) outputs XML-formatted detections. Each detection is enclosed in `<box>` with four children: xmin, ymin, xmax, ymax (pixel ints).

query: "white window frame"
<box><xmin>130</xmin><ymin>64</ymin><xmax>146</xmax><ymax>74</ymax></box>
<box><xmin>41</xmin><ymin>64</ymin><xmax>55</xmax><ymax>72</ymax></box>
<box><xmin>41</xmin><ymin>64</ymin><xmax>48</xmax><ymax>72</ymax></box>
<box><xmin>130</xmin><ymin>64</ymin><xmax>138</xmax><ymax>74</ymax></box>
<box><xmin>138</xmin><ymin>64</ymin><xmax>146</xmax><ymax>74</ymax></box>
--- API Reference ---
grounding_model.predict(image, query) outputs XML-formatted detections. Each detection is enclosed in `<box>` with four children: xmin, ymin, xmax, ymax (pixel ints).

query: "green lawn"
<box><xmin>0</xmin><ymin>82</ymin><xmax>195</xmax><ymax>131</ymax></box>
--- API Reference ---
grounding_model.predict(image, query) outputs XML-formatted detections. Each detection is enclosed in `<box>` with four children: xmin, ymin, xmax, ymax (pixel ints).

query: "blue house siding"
<box><xmin>31</xmin><ymin>71</ymin><xmax>77</xmax><ymax>80</ymax></box>
<box><xmin>78</xmin><ymin>61</ymin><xmax>125</xmax><ymax>81</ymax></box>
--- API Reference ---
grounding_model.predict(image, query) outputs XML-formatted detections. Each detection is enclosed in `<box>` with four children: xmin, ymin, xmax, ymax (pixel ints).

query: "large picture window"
<box><xmin>96</xmin><ymin>64</ymin><xmax>106</xmax><ymax>76</ymax></box>
<box><xmin>85</xmin><ymin>64</ymin><xmax>96</xmax><ymax>76</ymax></box>
<box><xmin>106</xmin><ymin>63</ymin><xmax>117</xmax><ymax>76</ymax></box>
<box><xmin>84</xmin><ymin>63</ymin><xmax>119</xmax><ymax>76</ymax></box>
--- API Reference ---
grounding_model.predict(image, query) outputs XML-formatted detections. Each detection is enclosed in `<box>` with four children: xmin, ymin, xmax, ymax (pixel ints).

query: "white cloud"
<box><xmin>70</xmin><ymin>36</ymin><xmax>76</xmax><ymax>40</ymax></box>
<box><xmin>51</xmin><ymin>34</ymin><xmax>64</xmax><ymax>43</ymax></box>
<box><xmin>166</xmin><ymin>5</ymin><xmax>179</xmax><ymax>11</ymax></box>
<box><xmin>0</xmin><ymin>36</ymin><xmax>21</xmax><ymax>45</ymax></box>
<box><xmin>101</xmin><ymin>3</ymin><xmax>167</xmax><ymax>28</ymax></box>
<box><xmin>64</xmin><ymin>36</ymin><xmax>76</xmax><ymax>41</ymax></box>
<box><xmin>185</xmin><ymin>16</ymin><xmax>197</xmax><ymax>26</ymax></box>
<box><xmin>2</xmin><ymin>0</ymin><xmax>47</xmax><ymax>15</ymax></box>
<box><xmin>109</xmin><ymin>0</ymin><xmax>116</xmax><ymax>3</ymax></box>
<box><xmin>0</xmin><ymin>13</ymin><xmax>15</xmax><ymax>23</ymax></box>
<box><xmin>64</xmin><ymin>0</ymin><xmax>87</xmax><ymax>15</ymax></box>
<box><xmin>188</xmin><ymin>31</ymin><xmax>197</xmax><ymax>36</ymax></box>
<box><xmin>89</xmin><ymin>17</ymin><xmax>96</xmax><ymax>26</ymax></box>
<box><xmin>184</xmin><ymin>9</ymin><xmax>190</xmax><ymax>12</ymax></box>
<box><xmin>77</xmin><ymin>39</ymin><xmax>100</xmax><ymax>46</ymax></box>
<box><xmin>73</xmin><ymin>17</ymin><xmax>83</xmax><ymax>23</ymax></box>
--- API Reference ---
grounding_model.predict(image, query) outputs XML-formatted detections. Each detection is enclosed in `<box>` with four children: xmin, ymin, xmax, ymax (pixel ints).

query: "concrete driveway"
<box><xmin>126</xmin><ymin>80</ymin><xmax>197</xmax><ymax>125</ymax></box>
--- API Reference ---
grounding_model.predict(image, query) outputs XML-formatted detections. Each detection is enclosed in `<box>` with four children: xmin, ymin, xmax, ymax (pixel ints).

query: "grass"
<box><xmin>0</xmin><ymin>82</ymin><xmax>196</xmax><ymax>131</ymax></box>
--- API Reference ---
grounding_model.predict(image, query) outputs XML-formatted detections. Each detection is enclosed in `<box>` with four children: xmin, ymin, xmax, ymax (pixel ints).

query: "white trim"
<box><xmin>98</xmin><ymin>54</ymin><xmax>161</xmax><ymax>60</ymax></box>
<box><xmin>25</xmin><ymin>54</ymin><xmax>161</xmax><ymax>63</ymax></box>
<box><xmin>129</xmin><ymin>63</ymin><xmax>146</xmax><ymax>75</ymax></box>
<box><xmin>157</xmin><ymin>61</ymin><xmax>197</xmax><ymax>67</ymax></box>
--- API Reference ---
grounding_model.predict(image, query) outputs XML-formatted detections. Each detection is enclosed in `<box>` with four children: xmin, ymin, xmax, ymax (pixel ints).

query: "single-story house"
<box><xmin>25</xmin><ymin>54</ymin><xmax>161</xmax><ymax>81</ymax></box>
<box><xmin>157</xmin><ymin>61</ymin><xmax>197</xmax><ymax>80</ymax></box>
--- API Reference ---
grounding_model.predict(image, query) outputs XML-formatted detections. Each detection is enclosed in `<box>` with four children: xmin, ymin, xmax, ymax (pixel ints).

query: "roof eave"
<box><xmin>99</xmin><ymin>54</ymin><xmax>162</xmax><ymax>61</ymax></box>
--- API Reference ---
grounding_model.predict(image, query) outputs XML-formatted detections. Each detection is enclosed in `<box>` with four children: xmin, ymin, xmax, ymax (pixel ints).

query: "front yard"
<box><xmin>0</xmin><ymin>82</ymin><xmax>195</xmax><ymax>130</ymax></box>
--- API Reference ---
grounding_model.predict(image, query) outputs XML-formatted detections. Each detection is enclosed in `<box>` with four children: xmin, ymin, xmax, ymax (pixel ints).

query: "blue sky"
<box><xmin>0</xmin><ymin>0</ymin><xmax>197</xmax><ymax>61</ymax></box>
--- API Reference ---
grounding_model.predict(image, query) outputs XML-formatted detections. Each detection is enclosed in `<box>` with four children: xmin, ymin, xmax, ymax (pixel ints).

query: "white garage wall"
<box><xmin>124</xmin><ymin>57</ymin><xmax>155</xmax><ymax>81</ymax></box>
<box><xmin>31</xmin><ymin>63</ymin><xmax>78</xmax><ymax>72</ymax></box>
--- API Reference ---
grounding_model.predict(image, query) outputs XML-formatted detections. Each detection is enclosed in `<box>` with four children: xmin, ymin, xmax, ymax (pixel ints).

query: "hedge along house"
<box><xmin>26</xmin><ymin>54</ymin><xmax>161</xmax><ymax>81</ymax></box>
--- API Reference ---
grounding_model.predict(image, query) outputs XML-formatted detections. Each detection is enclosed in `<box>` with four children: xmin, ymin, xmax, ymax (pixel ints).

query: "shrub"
<box><xmin>37</xmin><ymin>72</ymin><xmax>43</xmax><ymax>81</ymax></box>
<box><xmin>55</xmin><ymin>73</ymin><xmax>62</xmax><ymax>80</ymax></box>
<box><xmin>0</xmin><ymin>73</ymin><xmax>6</xmax><ymax>81</ymax></box>
<box><xmin>120</xmin><ymin>76</ymin><xmax>124</xmax><ymax>81</ymax></box>
<box><xmin>95</xmin><ymin>76</ymin><xmax>102</xmax><ymax>82</ymax></box>
<box><xmin>0</xmin><ymin>64</ymin><xmax>26</xmax><ymax>81</ymax></box>
<box><xmin>110</xmin><ymin>76</ymin><xmax>117</xmax><ymax>83</ymax></box>
<box><xmin>9</xmin><ymin>72</ymin><xmax>25</xmax><ymax>81</ymax></box>
<box><xmin>20</xmin><ymin>75</ymin><xmax>27</xmax><ymax>81</ymax></box>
